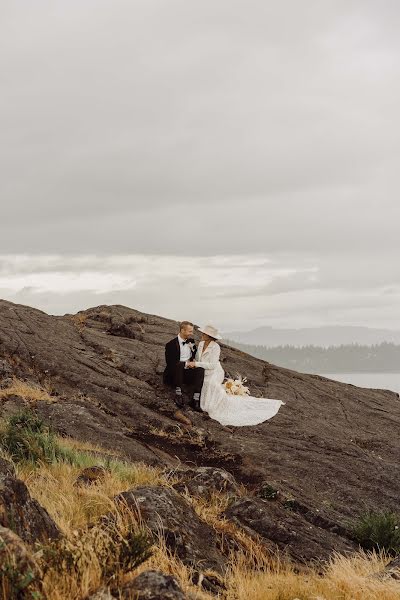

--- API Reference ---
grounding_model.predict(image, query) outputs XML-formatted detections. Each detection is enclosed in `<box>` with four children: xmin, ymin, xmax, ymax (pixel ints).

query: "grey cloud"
<box><xmin>0</xmin><ymin>190</ymin><xmax>399</xmax><ymax>256</ymax></box>
<box><xmin>0</xmin><ymin>252</ymin><xmax>399</xmax><ymax>331</ymax></box>
<box><xmin>1</xmin><ymin>2</ymin><xmax>400</xmax><ymax>240</ymax></box>
<box><xmin>1</xmin><ymin>1</ymin><xmax>399</xmax><ymax>329</ymax></box>
<box><xmin>214</xmin><ymin>251</ymin><xmax>400</xmax><ymax>299</ymax></box>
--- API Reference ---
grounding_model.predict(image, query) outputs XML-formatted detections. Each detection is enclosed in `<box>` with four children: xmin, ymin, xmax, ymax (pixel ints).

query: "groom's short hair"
<box><xmin>179</xmin><ymin>320</ymin><xmax>193</xmax><ymax>331</ymax></box>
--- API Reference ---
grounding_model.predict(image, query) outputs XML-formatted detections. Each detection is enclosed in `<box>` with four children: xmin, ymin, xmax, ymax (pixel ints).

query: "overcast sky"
<box><xmin>1</xmin><ymin>1</ymin><xmax>399</xmax><ymax>331</ymax></box>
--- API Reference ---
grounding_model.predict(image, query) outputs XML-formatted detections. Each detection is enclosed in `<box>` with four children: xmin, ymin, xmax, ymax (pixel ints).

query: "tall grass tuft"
<box><xmin>0</xmin><ymin>409</ymin><xmax>64</xmax><ymax>464</ymax></box>
<box><xmin>39</xmin><ymin>505</ymin><xmax>152</xmax><ymax>598</ymax></box>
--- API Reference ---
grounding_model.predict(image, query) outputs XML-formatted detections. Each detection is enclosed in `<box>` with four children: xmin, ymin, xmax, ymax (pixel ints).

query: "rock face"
<box><xmin>0</xmin><ymin>457</ymin><xmax>61</xmax><ymax>543</ymax></box>
<box><xmin>88</xmin><ymin>572</ymin><xmax>187</xmax><ymax>600</ymax></box>
<box><xmin>172</xmin><ymin>466</ymin><xmax>240</xmax><ymax>499</ymax></box>
<box><xmin>114</xmin><ymin>485</ymin><xmax>226</xmax><ymax>575</ymax></box>
<box><xmin>225</xmin><ymin>496</ymin><xmax>357</xmax><ymax>563</ymax></box>
<box><xmin>120</xmin><ymin>570</ymin><xmax>186</xmax><ymax>599</ymax></box>
<box><xmin>0</xmin><ymin>299</ymin><xmax>400</xmax><ymax>562</ymax></box>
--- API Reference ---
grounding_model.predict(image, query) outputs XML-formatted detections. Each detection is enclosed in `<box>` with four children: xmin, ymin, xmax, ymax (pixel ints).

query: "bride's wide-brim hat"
<box><xmin>197</xmin><ymin>324</ymin><xmax>222</xmax><ymax>340</ymax></box>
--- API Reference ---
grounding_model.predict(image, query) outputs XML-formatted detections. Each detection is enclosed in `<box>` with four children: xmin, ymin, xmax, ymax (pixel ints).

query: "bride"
<box><xmin>186</xmin><ymin>325</ymin><xmax>285</xmax><ymax>426</ymax></box>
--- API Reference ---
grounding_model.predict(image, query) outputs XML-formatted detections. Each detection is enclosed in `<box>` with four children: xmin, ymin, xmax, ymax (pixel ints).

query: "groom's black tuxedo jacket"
<box><xmin>163</xmin><ymin>336</ymin><xmax>197</xmax><ymax>386</ymax></box>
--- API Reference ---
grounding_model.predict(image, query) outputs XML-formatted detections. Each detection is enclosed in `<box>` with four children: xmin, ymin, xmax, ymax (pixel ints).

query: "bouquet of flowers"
<box><xmin>223</xmin><ymin>375</ymin><xmax>250</xmax><ymax>396</ymax></box>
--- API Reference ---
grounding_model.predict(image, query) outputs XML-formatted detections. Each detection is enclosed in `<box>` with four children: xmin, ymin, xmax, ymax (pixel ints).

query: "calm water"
<box><xmin>321</xmin><ymin>372</ymin><xmax>400</xmax><ymax>394</ymax></box>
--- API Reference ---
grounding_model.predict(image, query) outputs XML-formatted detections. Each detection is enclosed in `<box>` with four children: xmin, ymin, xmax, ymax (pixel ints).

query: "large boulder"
<box><xmin>171</xmin><ymin>466</ymin><xmax>240</xmax><ymax>500</ymax></box>
<box><xmin>0</xmin><ymin>457</ymin><xmax>61</xmax><ymax>543</ymax></box>
<box><xmin>120</xmin><ymin>570</ymin><xmax>186</xmax><ymax>599</ymax></box>
<box><xmin>87</xmin><ymin>571</ymin><xmax>187</xmax><ymax>600</ymax></box>
<box><xmin>225</xmin><ymin>496</ymin><xmax>357</xmax><ymax>563</ymax></box>
<box><xmin>74</xmin><ymin>465</ymin><xmax>108</xmax><ymax>487</ymax></box>
<box><xmin>0</xmin><ymin>525</ymin><xmax>43</xmax><ymax>598</ymax></box>
<box><xmin>114</xmin><ymin>485</ymin><xmax>226</xmax><ymax>575</ymax></box>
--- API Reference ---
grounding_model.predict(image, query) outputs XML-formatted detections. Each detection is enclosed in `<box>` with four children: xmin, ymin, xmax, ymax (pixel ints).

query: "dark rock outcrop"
<box><xmin>0</xmin><ymin>457</ymin><xmax>61</xmax><ymax>543</ymax></box>
<box><xmin>120</xmin><ymin>570</ymin><xmax>187</xmax><ymax>599</ymax></box>
<box><xmin>88</xmin><ymin>571</ymin><xmax>187</xmax><ymax>600</ymax></box>
<box><xmin>172</xmin><ymin>466</ymin><xmax>240</xmax><ymax>499</ymax></box>
<box><xmin>114</xmin><ymin>485</ymin><xmax>226</xmax><ymax>575</ymax></box>
<box><xmin>225</xmin><ymin>496</ymin><xmax>357</xmax><ymax>563</ymax></box>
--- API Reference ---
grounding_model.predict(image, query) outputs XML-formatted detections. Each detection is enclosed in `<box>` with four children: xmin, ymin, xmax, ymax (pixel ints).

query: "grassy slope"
<box><xmin>1</xmin><ymin>380</ymin><xmax>400</xmax><ymax>599</ymax></box>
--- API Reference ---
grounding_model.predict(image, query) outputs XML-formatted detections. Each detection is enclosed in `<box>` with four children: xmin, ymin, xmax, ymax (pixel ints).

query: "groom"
<box><xmin>163</xmin><ymin>320</ymin><xmax>204</xmax><ymax>411</ymax></box>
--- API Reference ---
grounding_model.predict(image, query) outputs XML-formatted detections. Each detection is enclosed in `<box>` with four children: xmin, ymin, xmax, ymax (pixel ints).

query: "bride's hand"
<box><xmin>186</xmin><ymin>361</ymin><xmax>196</xmax><ymax>369</ymax></box>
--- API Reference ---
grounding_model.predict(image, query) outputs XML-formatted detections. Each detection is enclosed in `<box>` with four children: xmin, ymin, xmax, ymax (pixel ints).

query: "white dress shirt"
<box><xmin>178</xmin><ymin>333</ymin><xmax>192</xmax><ymax>365</ymax></box>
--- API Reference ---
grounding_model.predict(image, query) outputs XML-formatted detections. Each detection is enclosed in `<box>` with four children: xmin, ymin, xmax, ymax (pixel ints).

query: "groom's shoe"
<box><xmin>175</xmin><ymin>387</ymin><xmax>184</xmax><ymax>409</ymax></box>
<box><xmin>192</xmin><ymin>393</ymin><xmax>202</xmax><ymax>412</ymax></box>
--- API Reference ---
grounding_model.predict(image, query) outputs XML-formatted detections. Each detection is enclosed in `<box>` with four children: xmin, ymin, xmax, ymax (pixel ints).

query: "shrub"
<box><xmin>282</xmin><ymin>496</ymin><xmax>297</xmax><ymax>510</ymax></box>
<box><xmin>257</xmin><ymin>483</ymin><xmax>279</xmax><ymax>500</ymax></box>
<box><xmin>0</xmin><ymin>409</ymin><xmax>64</xmax><ymax>465</ymax></box>
<box><xmin>351</xmin><ymin>510</ymin><xmax>400</xmax><ymax>556</ymax></box>
<box><xmin>0</xmin><ymin>410</ymin><xmax>119</xmax><ymax>468</ymax></box>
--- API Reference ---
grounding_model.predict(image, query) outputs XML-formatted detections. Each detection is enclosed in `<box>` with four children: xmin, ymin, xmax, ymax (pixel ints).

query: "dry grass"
<box><xmin>39</xmin><ymin>503</ymin><xmax>152</xmax><ymax>600</ymax></box>
<box><xmin>16</xmin><ymin>446</ymin><xmax>171</xmax><ymax>534</ymax></box>
<box><xmin>41</xmin><ymin>527</ymin><xmax>213</xmax><ymax>600</ymax></box>
<box><xmin>3</xmin><ymin>434</ymin><xmax>400</xmax><ymax>599</ymax></box>
<box><xmin>183</xmin><ymin>488</ymin><xmax>278</xmax><ymax>561</ymax></box>
<box><xmin>57</xmin><ymin>434</ymin><xmax>123</xmax><ymax>458</ymax></box>
<box><xmin>69</xmin><ymin>313</ymin><xmax>88</xmax><ymax>331</ymax></box>
<box><xmin>0</xmin><ymin>377</ymin><xmax>56</xmax><ymax>404</ymax></box>
<box><xmin>178</xmin><ymin>489</ymin><xmax>400</xmax><ymax>599</ymax></box>
<box><xmin>149</xmin><ymin>423</ymin><xmax>207</xmax><ymax>447</ymax></box>
<box><xmin>130</xmin><ymin>536</ymin><xmax>213</xmax><ymax>600</ymax></box>
<box><xmin>225</xmin><ymin>548</ymin><xmax>400</xmax><ymax>600</ymax></box>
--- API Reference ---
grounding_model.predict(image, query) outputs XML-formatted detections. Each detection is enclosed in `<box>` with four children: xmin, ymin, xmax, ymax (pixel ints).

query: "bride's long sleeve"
<box><xmin>194</xmin><ymin>343</ymin><xmax>221</xmax><ymax>370</ymax></box>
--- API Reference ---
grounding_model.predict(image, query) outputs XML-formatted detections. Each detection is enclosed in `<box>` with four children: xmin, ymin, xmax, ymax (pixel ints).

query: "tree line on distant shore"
<box><xmin>225</xmin><ymin>341</ymin><xmax>400</xmax><ymax>373</ymax></box>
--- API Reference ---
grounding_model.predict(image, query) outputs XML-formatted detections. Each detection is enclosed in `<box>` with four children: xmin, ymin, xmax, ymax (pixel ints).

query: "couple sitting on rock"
<box><xmin>163</xmin><ymin>321</ymin><xmax>285</xmax><ymax>427</ymax></box>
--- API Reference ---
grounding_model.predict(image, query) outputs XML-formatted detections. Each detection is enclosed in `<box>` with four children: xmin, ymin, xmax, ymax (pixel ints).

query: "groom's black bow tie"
<box><xmin>182</xmin><ymin>339</ymin><xmax>190</xmax><ymax>345</ymax></box>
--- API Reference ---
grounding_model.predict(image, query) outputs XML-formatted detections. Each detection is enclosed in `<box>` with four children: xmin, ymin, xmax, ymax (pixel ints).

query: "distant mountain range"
<box><xmin>225</xmin><ymin>340</ymin><xmax>400</xmax><ymax>373</ymax></box>
<box><xmin>224</xmin><ymin>325</ymin><xmax>400</xmax><ymax>348</ymax></box>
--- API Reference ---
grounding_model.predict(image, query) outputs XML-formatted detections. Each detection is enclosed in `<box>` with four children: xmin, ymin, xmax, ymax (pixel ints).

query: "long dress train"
<box><xmin>194</xmin><ymin>340</ymin><xmax>285</xmax><ymax>426</ymax></box>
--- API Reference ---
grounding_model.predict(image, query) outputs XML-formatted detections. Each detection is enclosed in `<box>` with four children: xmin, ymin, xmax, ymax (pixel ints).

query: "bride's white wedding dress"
<box><xmin>194</xmin><ymin>340</ymin><xmax>285</xmax><ymax>426</ymax></box>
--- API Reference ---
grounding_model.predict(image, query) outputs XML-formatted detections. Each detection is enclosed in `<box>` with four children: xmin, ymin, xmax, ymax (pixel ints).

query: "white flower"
<box><xmin>223</xmin><ymin>374</ymin><xmax>251</xmax><ymax>396</ymax></box>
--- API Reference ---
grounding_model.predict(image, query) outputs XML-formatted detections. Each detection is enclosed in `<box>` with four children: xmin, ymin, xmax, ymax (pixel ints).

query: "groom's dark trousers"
<box><xmin>163</xmin><ymin>336</ymin><xmax>205</xmax><ymax>395</ymax></box>
<box><xmin>173</xmin><ymin>361</ymin><xmax>205</xmax><ymax>394</ymax></box>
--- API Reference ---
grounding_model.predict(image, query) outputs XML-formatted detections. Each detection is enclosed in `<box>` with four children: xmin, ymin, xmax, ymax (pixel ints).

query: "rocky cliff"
<box><xmin>0</xmin><ymin>298</ymin><xmax>399</xmax><ymax>567</ymax></box>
